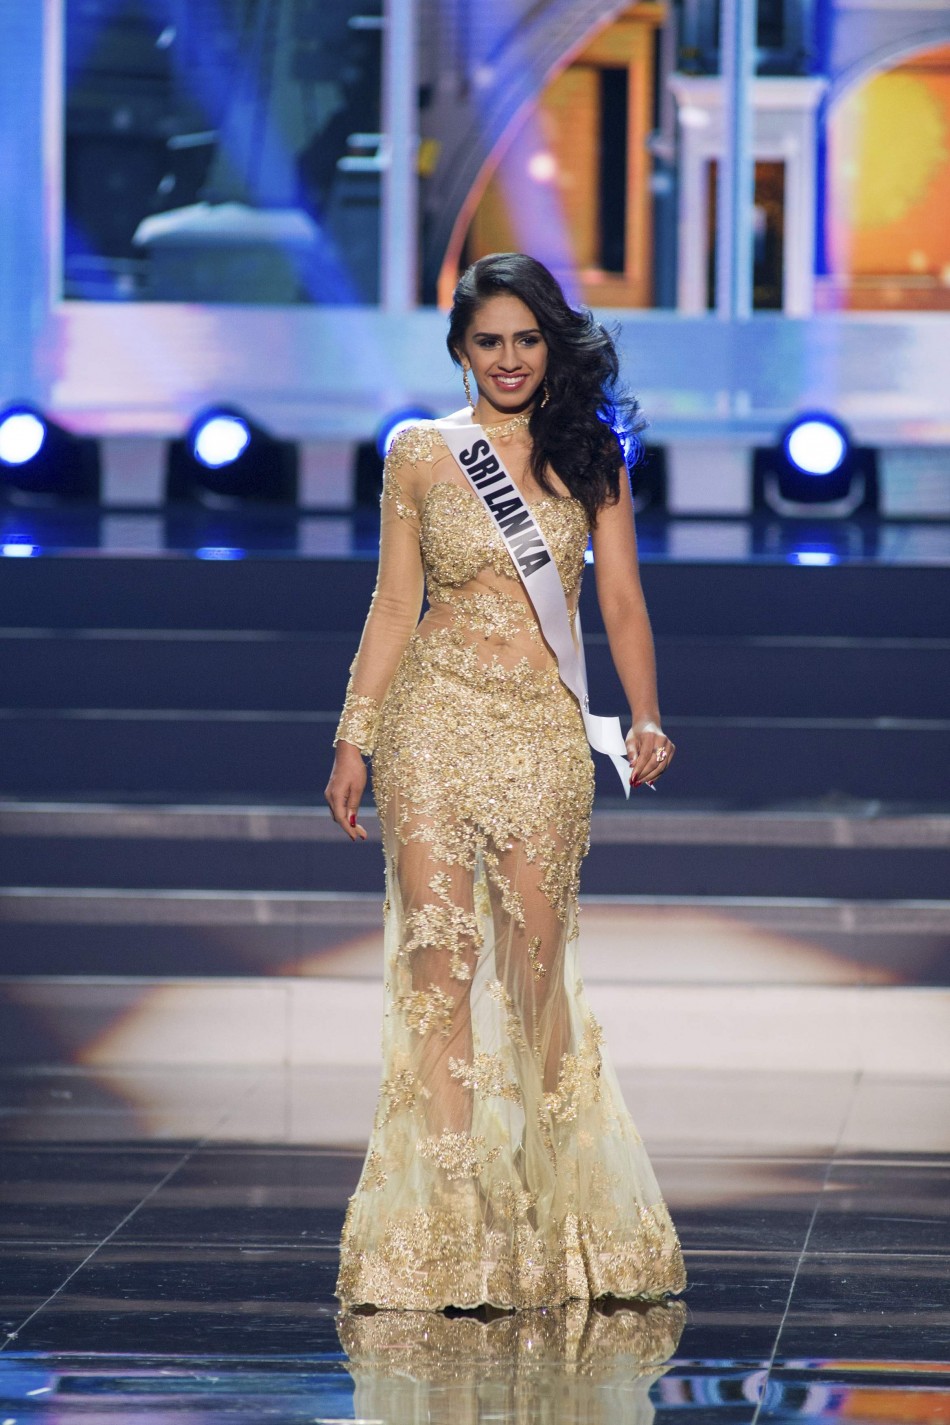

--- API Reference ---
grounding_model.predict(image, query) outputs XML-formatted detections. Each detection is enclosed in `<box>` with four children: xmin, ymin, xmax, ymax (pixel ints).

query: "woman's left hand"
<box><xmin>626</xmin><ymin>719</ymin><xmax>675</xmax><ymax>789</ymax></box>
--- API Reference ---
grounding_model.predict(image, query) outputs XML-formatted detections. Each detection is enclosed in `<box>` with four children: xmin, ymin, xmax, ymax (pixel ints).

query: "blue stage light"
<box><xmin>755</xmin><ymin>412</ymin><xmax>876</xmax><ymax>516</ymax></box>
<box><xmin>375</xmin><ymin>408</ymin><xmax>435</xmax><ymax>460</ymax></box>
<box><xmin>0</xmin><ymin>408</ymin><xmax>47</xmax><ymax>466</ymax></box>
<box><xmin>168</xmin><ymin>409</ymin><xmax>297</xmax><ymax>505</ymax></box>
<box><xmin>0</xmin><ymin>406</ymin><xmax>100</xmax><ymax>501</ymax></box>
<box><xmin>191</xmin><ymin>412</ymin><xmax>251</xmax><ymax>469</ymax></box>
<box><xmin>783</xmin><ymin>415</ymin><xmax>848</xmax><ymax>476</ymax></box>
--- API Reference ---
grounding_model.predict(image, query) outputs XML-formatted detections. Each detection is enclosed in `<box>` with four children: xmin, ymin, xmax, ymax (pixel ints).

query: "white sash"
<box><xmin>436</xmin><ymin>408</ymin><xmax>631</xmax><ymax>797</ymax></box>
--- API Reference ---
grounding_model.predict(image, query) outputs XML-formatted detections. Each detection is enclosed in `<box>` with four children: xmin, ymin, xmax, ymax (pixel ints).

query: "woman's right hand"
<box><xmin>324</xmin><ymin>742</ymin><xmax>369</xmax><ymax>842</ymax></box>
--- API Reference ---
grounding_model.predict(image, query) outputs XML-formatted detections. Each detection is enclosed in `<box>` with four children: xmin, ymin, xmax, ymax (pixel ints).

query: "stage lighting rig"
<box><xmin>0</xmin><ymin>405</ymin><xmax>100</xmax><ymax>502</ymax></box>
<box><xmin>166</xmin><ymin>407</ymin><xmax>297</xmax><ymax>504</ymax></box>
<box><xmin>753</xmin><ymin>413</ymin><xmax>878</xmax><ymax>517</ymax></box>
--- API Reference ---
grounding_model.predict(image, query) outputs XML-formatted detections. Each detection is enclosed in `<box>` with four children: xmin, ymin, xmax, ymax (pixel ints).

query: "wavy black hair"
<box><xmin>446</xmin><ymin>252</ymin><xmax>644</xmax><ymax>526</ymax></box>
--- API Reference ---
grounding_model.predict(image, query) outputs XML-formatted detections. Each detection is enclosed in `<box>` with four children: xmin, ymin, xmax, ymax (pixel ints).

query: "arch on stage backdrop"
<box><xmin>422</xmin><ymin>0</ymin><xmax>636</xmax><ymax>303</ymax></box>
<box><xmin>820</xmin><ymin>32</ymin><xmax>950</xmax><ymax>312</ymax></box>
<box><xmin>824</xmin><ymin>26</ymin><xmax>950</xmax><ymax>112</ymax></box>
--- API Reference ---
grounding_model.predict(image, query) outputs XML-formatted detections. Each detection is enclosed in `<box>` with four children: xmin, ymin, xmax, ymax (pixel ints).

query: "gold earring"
<box><xmin>462</xmin><ymin>368</ymin><xmax>474</xmax><ymax>410</ymax></box>
<box><xmin>540</xmin><ymin>380</ymin><xmax>550</xmax><ymax>409</ymax></box>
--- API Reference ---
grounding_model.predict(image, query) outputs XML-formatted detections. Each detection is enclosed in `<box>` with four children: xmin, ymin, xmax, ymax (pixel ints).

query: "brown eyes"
<box><xmin>474</xmin><ymin>336</ymin><xmax>541</xmax><ymax>348</ymax></box>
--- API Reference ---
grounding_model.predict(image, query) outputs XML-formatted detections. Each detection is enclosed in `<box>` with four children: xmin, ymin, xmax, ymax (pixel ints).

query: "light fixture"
<box><xmin>754</xmin><ymin>412</ymin><xmax>878</xmax><ymax>516</ymax></box>
<box><xmin>166</xmin><ymin>408</ymin><xmax>297</xmax><ymax>504</ymax></box>
<box><xmin>0</xmin><ymin>405</ymin><xmax>100</xmax><ymax>502</ymax></box>
<box><xmin>192</xmin><ymin>412</ymin><xmax>251</xmax><ymax>469</ymax></box>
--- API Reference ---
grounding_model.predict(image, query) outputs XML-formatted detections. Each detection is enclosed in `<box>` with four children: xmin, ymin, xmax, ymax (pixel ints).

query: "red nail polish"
<box><xmin>349</xmin><ymin>814</ymin><xmax>356</xmax><ymax>827</ymax></box>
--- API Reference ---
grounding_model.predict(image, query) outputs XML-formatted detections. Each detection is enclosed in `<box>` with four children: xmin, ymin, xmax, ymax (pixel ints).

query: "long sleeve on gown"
<box><xmin>333</xmin><ymin>423</ymin><xmax>686</xmax><ymax>1311</ymax></box>
<box><xmin>334</xmin><ymin>454</ymin><xmax>425</xmax><ymax>755</ymax></box>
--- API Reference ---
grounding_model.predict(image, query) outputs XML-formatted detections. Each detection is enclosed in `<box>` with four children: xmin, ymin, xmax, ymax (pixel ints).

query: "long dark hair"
<box><xmin>446</xmin><ymin>253</ymin><xmax>643</xmax><ymax>525</ymax></box>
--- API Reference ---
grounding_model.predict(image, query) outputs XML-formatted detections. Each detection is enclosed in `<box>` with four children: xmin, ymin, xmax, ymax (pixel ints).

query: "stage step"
<box><xmin>1</xmin><ymin>555</ymin><xmax>945</xmax><ymax>637</ymax></box>
<box><xmin>1</xmin><ymin>555</ymin><xmax>944</xmax><ymax>806</ymax></box>
<box><xmin>1</xmin><ymin>710</ymin><xmax>947</xmax><ymax>804</ymax></box>
<box><xmin>0</xmin><ymin>629</ymin><xmax>945</xmax><ymax>718</ymax></box>
<box><xmin>2</xmin><ymin>803</ymin><xmax>948</xmax><ymax>984</ymax></box>
<box><xmin>1</xmin><ymin>802</ymin><xmax>948</xmax><ymax>901</ymax></box>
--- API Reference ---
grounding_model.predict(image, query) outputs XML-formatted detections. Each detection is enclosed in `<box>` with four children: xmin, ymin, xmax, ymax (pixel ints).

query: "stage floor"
<box><xmin>1</xmin><ymin>1062</ymin><xmax>947</xmax><ymax>1422</ymax></box>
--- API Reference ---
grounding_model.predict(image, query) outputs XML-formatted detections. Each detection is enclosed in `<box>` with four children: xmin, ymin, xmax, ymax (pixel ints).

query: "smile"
<box><xmin>491</xmin><ymin>373</ymin><xmax>529</xmax><ymax>389</ymax></box>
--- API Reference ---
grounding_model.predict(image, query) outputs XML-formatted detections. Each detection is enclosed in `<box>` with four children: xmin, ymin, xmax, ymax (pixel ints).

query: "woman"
<box><xmin>325</xmin><ymin>253</ymin><xmax>686</xmax><ymax>1312</ymax></box>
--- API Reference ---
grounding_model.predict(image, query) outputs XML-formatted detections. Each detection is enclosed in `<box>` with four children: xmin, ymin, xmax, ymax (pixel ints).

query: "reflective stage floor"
<box><xmin>1</xmin><ymin>1063</ymin><xmax>948</xmax><ymax>1423</ymax></box>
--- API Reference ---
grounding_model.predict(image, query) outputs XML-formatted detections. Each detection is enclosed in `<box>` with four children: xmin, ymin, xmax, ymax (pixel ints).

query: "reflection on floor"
<box><xmin>0</xmin><ymin>1063</ymin><xmax>947</xmax><ymax>1422</ymax></box>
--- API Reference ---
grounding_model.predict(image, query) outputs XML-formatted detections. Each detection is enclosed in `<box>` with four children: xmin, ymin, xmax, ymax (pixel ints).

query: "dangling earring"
<box><xmin>462</xmin><ymin>368</ymin><xmax>475</xmax><ymax>411</ymax></box>
<box><xmin>540</xmin><ymin>379</ymin><xmax>550</xmax><ymax>409</ymax></box>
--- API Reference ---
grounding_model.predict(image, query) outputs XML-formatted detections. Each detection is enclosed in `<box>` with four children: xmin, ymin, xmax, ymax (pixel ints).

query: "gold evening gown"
<box><xmin>333</xmin><ymin>416</ymin><xmax>686</xmax><ymax>1311</ymax></box>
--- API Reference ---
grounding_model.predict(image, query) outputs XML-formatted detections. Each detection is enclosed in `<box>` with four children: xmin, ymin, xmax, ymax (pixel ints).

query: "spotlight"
<box><xmin>166</xmin><ymin>408</ymin><xmax>297</xmax><ymax>505</ymax></box>
<box><xmin>753</xmin><ymin>412</ymin><xmax>878</xmax><ymax>517</ymax></box>
<box><xmin>0</xmin><ymin>409</ymin><xmax>46</xmax><ymax>466</ymax></box>
<box><xmin>193</xmin><ymin>413</ymin><xmax>251</xmax><ymax>469</ymax></box>
<box><xmin>784</xmin><ymin>417</ymin><xmax>847</xmax><ymax>477</ymax></box>
<box><xmin>0</xmin><ymin>405</ymin><xmax>100</xmax><ymax>502</ymax></box>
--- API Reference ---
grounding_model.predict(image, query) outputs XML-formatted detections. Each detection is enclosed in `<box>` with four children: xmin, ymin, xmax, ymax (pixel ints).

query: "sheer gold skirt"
<box><xmin>336</xmin><ymin>604</ymin><xmax>687</xmax><ymax>1310</ymax></box>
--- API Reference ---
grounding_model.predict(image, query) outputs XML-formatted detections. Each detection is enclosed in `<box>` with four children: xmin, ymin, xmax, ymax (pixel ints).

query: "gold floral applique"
<box><xmin>397</xmin><ymin>985</ymin><xmax>454</xmax><ymax>1038</ymax></box>
<box><xmin>448</xmin><ymin>1052</ymin><xmax>521</xmax><ymax>1103</ymax></box>
<box><xmin>486</xmin><ymin>978</ymin><xmax>529</xmax><ymax>1053</ymax></box>
<box><xmin>417</xmin><ymin>1131</ymin><xmax>502</xmax><ymax>1180</ymax></box>
<box><xmin>542</xmin><ymin>1014</ymin><xmax>605</xmax><ymax>1124</ymax></box>
<box><xmin>333</xmin><ymin>684</ymin><xmax>380</xmax><ymax>757</ymax></box>
<box><xmin>527</xmin><ymin>935</ymin><xmax>547</xmax><ymax>981</ymax></box>
<box><xmin>364</xmin><ymin>1151</ymin><xmax>388</xmax><ymax>1190</ymax></box>
<box><xmin>377</xmin><ymin>1065</ymin><xmax>426</xmax><ymax>1126</ymax></box>
<box><xmin>401</xmin><ymin>872</ymin><xmax>482</xmax><ymax>981</ymax></box>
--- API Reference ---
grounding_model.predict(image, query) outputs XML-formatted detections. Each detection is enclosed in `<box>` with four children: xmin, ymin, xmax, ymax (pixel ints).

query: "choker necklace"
<box><xmin>480</xmin><ymin>410</ymin><xmax>532</xmax><ymax>440</ymax></box>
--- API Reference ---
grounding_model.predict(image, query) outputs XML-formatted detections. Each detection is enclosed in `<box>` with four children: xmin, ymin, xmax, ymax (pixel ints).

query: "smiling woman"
<box><xmin>458</xmin><ymin>301</ymin><xmax>549</xmax><ymax>408</ymax></box>
<box><xmin>325</xmin><ymin>252</ymin><xmax>684</xmax><ymax>1313</ymax></box>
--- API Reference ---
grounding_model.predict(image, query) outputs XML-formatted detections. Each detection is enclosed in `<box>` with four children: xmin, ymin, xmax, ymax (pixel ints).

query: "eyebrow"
<box><xmin>471</xmin><ymin>327</ymin><xmax>543</xmax><ymax>339</ymax></box>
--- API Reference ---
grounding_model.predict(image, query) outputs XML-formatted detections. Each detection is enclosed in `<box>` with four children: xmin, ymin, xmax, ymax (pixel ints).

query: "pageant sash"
<box><xmin>436</xmin><ymin>408</ymin><xmax>631</xmax><ymax>797</ymax></box>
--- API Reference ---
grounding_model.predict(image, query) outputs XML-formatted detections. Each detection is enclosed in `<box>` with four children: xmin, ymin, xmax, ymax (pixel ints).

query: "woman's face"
<box><xmin>457</xmin><ymin>294</ymin><xmax>548</xmax><ymax>417</ymax></box>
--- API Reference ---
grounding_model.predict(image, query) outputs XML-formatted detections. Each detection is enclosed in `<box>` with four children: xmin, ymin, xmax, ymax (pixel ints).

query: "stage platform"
<box><xmin>0</xmin><ymin>1059</ymin><xmax>948</xmax><ymax>1420</ymax></box>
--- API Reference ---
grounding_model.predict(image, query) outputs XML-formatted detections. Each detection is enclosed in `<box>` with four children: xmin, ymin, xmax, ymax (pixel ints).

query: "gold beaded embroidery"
<box><xmin>527</xmin><ymin>935</ymin><xmax>547</xmax><ymax>981</ymax></box>
<box><xmin>486</xmin><ymin>978</ymin><xmax>530</xmax><ymax>1054</ymax></box>
<box><xmin>426</xmin><ymin>584</ymin><xmax>544</xmax><ymax>645</ymax></box>
<box><xmin>382</xmin><ymin>456</ymin><xmax>419</xmax><ymax>523</ymax></box>
<box><xmin>542</xmin><ymin>1013</ymin><xmax>605</xmax><ymax>1125</ymax></box>
<box><xmin>420</xmin><ymin>481</ymin><xmax>587</xmax><ymax>598</ymax></box>
<box><xmin>397</xmin><ymin>985</ymin><xmax>454</xmax><ymax>1038</ymax></box>
<box><xmin>377</xmin><ymin>1064</ymin><xmax>425</xmax><ymax>1126</ymax></box>
<box><xmin>448</xmin><ymin>1052</ymin><xmax>521</xmax><ymax>1103</ymax></box>
<box><xmin>401</xmin><ymin>872</ymin><xmax>482</xmax><ymax>982</ymax></box>
<box><xmin>417</xmin><ymin>1130</ymin><xmax>503</xmax><ymax>1180</ymax></box>
<box><xmin>333</xmin><ymin>686</ymin><xmax>380</xmax><ymax>757</ymax></box>
<box><xmin>336</xmin><ymin>1199</ymin><xmax>686</xmax><ymax>1310</ymax></box>
<box><xmin>364</xmin><ymin>1151</ymin><xmax>388</xmax><ymax>1190</ymax></box>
